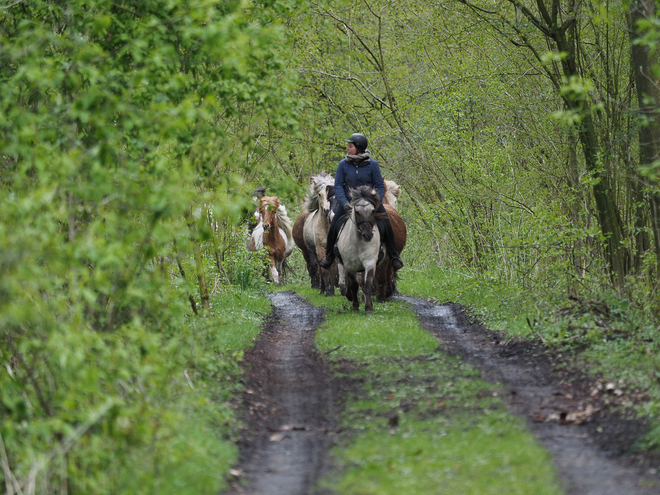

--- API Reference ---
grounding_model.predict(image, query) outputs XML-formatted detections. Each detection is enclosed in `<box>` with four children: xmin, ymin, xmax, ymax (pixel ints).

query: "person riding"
<box><xmin>319</xmin><ymin>133</ymin><xmax>404</xmax><ymax>271</ymax></box>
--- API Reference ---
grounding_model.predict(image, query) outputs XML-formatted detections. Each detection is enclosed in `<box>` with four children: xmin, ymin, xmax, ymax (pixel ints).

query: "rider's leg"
<box><xmin>319</xmin><ymin>209</ymin><xmax>346</xmax><ymax>269</ymax></box>
<box><xmin>376</xmin><ymin>206</ymin><xmax>403</xmax><ymax>271</ymax></box>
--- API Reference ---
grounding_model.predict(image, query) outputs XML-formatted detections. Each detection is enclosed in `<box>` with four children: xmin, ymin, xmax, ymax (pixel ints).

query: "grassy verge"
<box><xmin>293</xmin><ymin>286</ymin><xmax>563</xmax><ymax>494</ymax></box>
<box><xmin>0</xmin><ymin>288</ymin><xmax>270</xmax><ymax>495</ymax></box>
<box><xmin>112</xmin><ymin>288</ymin><xmax>271</xmax><ymax>494</ymax></box>
<box><xmin>399</xmin><ymin>266</ymin><xmax>660</xmax><ymax>451</ymax></box>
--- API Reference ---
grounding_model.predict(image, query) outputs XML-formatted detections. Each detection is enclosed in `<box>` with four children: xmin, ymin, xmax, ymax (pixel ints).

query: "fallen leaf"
<box><xmin>533</xmin><ymin>412</ymin><xmax>544</xmax><ymax>422</ymax></box>
<box><xmin>269</xmin><ymin>433</ymin><xmax>285</xmax><ymax>442</ymax></box>
<box><xmin>228</xmin><ymin>469</ymin><xmax>242</xmax><ymax>478</ymax></box>
<box><xmin>279</xmin><ymin>424</ymin><xmax>306</xmax><ymax>431</ymax></box>
<box><xmin>553</xmin><ymin>404</ymin><xmax>600</xmax><ymax>425</ymax></box>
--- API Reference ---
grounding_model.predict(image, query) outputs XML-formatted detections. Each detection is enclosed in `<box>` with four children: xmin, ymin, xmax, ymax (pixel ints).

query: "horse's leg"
<box><xmin>270</xmin><ymin>258</ymin><xmax>279</xmax><ymax>284</ymax></box>
<box><xmin>307</xmin><ymin>247</ymin><xmax>325</xmax><ymax>293</ymax></box>
<box><xmin>363</xmin><ymin>266</ymin><xmax>376</xmax><ymax>313</ymax></box>
<box><xmin>338</xmin><ymin>263</ymin><xmax>346</xmax><ymax>296</ymax></box>
<box><xmin>348</xmin><ymin>274</ymin><xmax>360</xmax><ymax>311</ymax></box>
<box><xmin>323</xmin><ymin>264</ymin><xmax>335</xmax><ymax>297</ymax></box>
<box><xmin>306</xmin><ymin>246</ymin><xmax>320</xmax><ymax>289</ymax></box>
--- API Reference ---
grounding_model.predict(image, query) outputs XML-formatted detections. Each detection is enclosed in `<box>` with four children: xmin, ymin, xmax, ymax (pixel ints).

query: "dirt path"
<box><xmin>228</xmin><ymin>291</ymin><xmax>658</xmax><ymax>494</ymax></box>
<box><xmin>399</xmin><ymin>295</ymin><xmax>658</xmax><ymax>495</ymax></box>
<box><xmin>226</xmin><ymin>292</ymin><xmax>336</xmax><ymax>495</ymax></box>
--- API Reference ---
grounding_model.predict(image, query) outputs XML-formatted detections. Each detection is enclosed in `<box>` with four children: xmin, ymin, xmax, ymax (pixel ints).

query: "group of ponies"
<box><xmin>247</xmin><ymin>175</ymin><xmax>406</xmax><ymax>313</ymax></box>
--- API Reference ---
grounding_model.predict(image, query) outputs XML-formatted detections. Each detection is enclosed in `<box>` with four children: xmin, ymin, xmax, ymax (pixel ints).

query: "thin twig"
<box><xmin>322</xmin><ymin>345</ymin><xmax>343</xmax><ymax>356</ymax></box>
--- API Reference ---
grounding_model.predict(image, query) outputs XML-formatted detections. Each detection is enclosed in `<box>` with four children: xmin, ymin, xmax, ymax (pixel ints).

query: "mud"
<box><xmin>226</xmin><ymin>292</ymin><xmax>337</xmax><ymax>495</ymax></box>
<box><xmin>399</xmin><ymin>296</ymin><xmax>659</xmax><ymax>495</ymax></box>
<box><xmin>228</xmin><ymin>291</ymin><xmax>659</xmax><ymax>494</ymax></box>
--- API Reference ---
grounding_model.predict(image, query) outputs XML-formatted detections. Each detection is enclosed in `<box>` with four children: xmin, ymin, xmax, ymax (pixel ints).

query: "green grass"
<box><xmin>399</xmin><ymin>266</ymin><xmax>538</xmax><ymax>337</ymax></box>
<box><xmin>294</xmin><ymin>286</ymin><xmax>563</xmax><ymax>494</ymax></box>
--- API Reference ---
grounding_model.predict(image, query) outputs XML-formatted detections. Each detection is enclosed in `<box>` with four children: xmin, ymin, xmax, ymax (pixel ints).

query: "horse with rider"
<box><xmin>319</xmin><ymin>132</ymin><xmax>403</xmax><ymax>273</ymax></box>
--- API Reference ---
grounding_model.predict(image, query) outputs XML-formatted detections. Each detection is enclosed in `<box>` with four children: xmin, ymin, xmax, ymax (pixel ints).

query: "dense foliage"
<box><xmin>0</xmin><ymin>0</ymin><xmax>300</xmax><ymax>492</ymax></box>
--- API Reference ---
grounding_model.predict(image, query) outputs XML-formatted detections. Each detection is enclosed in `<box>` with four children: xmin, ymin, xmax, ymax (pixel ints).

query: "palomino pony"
<box><xmin>383</xmin><ymin>178</ymin><xmax>401</xmax><ymax>209</ymax></box>
<box><xmin>293</xmin><ymin>180</ymin><xmax>318</xmax><ymax>289</ymax></box>
<box><xmin>302</xmin><ymin>173</ymin><xmax>338</xmax><ymax>296</ymax></box>
<box><xmin>250</xmin><ymin>196</ymin><xmax>295</xmax><ymax>284</ymax></box>
<box><xmin>336</xmin><ymin>186</ymin><xmax>386</xmax><ymax>313</ymax></box>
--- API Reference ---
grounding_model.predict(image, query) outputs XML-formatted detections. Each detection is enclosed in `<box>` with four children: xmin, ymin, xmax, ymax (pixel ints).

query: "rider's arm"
<box><xmin>334</xmin><ymin>161</ymin><xmax>349</xmax><ymax>206</ymax></box>
<box><xmin>371</xmin><ymin>160</ymin><xmax>385</xmax><ymax>201</ymax></box>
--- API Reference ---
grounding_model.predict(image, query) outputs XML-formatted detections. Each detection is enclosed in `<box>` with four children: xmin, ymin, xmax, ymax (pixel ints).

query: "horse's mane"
<box><xmin>303</xmin><ymin>173</ymin><xmax>334</xmax><ymax>213</ymax></box>
<box><xmin>349</xmin><ymin>185</ymin><xmax>380</xmax><ymax>208</ymax></box>
<box><xmin>275</xmin><ymin>203</ymin><xmax>293</xmax><ymax>239</ymax></box>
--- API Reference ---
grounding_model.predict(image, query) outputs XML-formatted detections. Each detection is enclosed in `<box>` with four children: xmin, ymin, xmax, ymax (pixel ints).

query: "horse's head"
<box><xmin>383</xmin><ymin>178</ymin><xmax>401</xmax><ymax>209</ymax></box>
<box><xmin>259</xmin><ymin>196</ymin><xmax>280</xmax><ymax>233</ymax></box>
<box><xmin>349</xmin><ymin>186</ymin><xmax>380</xmax><ymax>241</ymax></box>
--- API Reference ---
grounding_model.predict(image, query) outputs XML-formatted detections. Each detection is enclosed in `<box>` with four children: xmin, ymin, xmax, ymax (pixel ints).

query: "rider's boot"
<box><xmin>319</xmin><ymin>215</ymin><xmax>341</xmax><ymax>269</ymax></box>
<box><xmin>319</xmin><ymin>251</ymin><xmax>334</xmax><ymax>269</ymax></box>
<box><xmin>378</xmin><ymin>218</ymin><xmax>403</xmax><ymax>271</ymax></box>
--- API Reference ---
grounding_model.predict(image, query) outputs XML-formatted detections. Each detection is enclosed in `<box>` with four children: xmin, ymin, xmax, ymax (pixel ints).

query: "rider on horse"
<box><xmin>319</xmin><ymin>133</ymin><xmax>403</xmax><ymax>271</ymax></box>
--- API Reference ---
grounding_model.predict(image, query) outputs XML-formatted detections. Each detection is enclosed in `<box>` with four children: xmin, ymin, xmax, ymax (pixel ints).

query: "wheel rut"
<box><xmin>226</xmin><ymin>291</ymin><xmax>336</xmax><ymax>495</ymax></box>
<box><xmin>399</xmin><ymin>295</ymin><xmax>659</xmax><ymax>495</ymax></box>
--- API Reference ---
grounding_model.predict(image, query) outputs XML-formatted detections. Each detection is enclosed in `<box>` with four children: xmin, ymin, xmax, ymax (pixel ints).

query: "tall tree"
<box><xmin>627</xmin><ymin>0</ymin><xmax>660</xmax><ymax>272</ymax></box>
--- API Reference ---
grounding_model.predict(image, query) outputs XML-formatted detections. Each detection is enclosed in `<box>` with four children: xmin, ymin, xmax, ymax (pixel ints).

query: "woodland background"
<box><xmin>3</xmin><ymin>0</ymin><xmax>660</xmax><ymax>493</ymax></box>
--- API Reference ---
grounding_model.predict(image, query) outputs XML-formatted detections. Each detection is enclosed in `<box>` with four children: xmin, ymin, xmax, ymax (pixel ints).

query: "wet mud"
<box><xmin>399</xmin><ymin>295</ymin><xmax>659</xmax><ymax>495</ymax></box>
<box><xmin>226</xmin><ymin>292</ymin><xmax>337</xmax><ymax>495</ymax></box>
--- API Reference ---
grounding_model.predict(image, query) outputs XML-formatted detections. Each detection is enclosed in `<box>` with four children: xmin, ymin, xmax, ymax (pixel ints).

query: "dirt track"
<box><xmin>226</xmin><ymin>292</ymin><xmax>336</xmax><ymax>495</ymax></box>
<box><xmin>226</xmin><ymin>291</ymin><xmax>659</xmax><ymax>494</ymax></box>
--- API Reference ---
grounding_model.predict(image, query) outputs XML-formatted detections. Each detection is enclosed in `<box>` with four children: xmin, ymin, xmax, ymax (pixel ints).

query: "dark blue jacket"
<box><xmin>334</xmin><ymin>157</ymin><xmax>385</xmax><ymax>209</ymax></box>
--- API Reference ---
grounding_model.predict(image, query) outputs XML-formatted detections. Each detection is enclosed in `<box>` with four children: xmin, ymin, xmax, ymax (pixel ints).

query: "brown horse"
<box><xmin>374</xmin><ymin>204</ymin><xmax>407</xmax><ymax>301</ymax></box>
<box><xmin>250</xmin><ymin>196</ymin><xmax>295</xmax><ymax>284</ymax></box>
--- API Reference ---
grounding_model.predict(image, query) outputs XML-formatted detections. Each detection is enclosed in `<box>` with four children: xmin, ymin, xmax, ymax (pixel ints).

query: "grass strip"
<box><xmin>100</xmin><ymin>289</ymin><xmax>270</xmax><ymax>494</ymax></box>
<box><xmin>294</xmin><ymin>286</ymin><xmax>562</xmax><ymax>494</ymax></box>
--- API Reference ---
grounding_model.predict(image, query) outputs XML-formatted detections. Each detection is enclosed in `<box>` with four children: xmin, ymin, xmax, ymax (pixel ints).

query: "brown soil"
<box><xmin>225</xmin><ymin>291</ymin><xmax>660</xmax><ymax>494</ymax></box>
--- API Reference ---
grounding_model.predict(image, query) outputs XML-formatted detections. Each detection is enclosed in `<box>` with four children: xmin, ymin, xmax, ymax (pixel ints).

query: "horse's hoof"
<box><xmin>365</xmin><ymin>309</ymin><xmax>373</xmax><ymax>315</ymax></box>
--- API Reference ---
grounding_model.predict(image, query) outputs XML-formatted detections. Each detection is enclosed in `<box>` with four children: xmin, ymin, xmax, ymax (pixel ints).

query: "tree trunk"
<box><xmin>628</xmin><ymin>0</ymin><xmax>660</xmax><ymax>273</ymax></box>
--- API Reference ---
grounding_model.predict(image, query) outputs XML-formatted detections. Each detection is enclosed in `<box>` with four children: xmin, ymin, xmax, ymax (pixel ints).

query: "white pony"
<box><xmin>336</xmin><ymin>186</ymin><xmax>384</xmax><ymax>313</ymax></box>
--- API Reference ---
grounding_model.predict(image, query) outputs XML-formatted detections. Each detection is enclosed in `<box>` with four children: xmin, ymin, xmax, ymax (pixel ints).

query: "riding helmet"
<box><xmin>347</xmin><ymin>133</ymin><xmax>368</xmax><ymax>153</ymax></box>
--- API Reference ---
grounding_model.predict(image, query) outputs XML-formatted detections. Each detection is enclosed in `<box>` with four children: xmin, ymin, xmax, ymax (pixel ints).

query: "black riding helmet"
<box><xmin>347</xmin><ymin>133</ymin><xmax>368</xmax><ymax>153</ymax></box>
